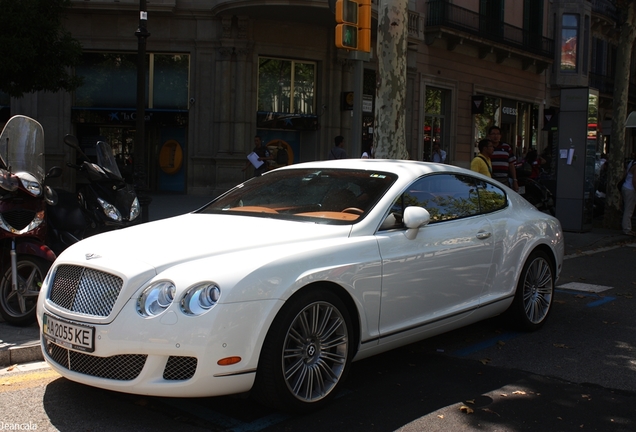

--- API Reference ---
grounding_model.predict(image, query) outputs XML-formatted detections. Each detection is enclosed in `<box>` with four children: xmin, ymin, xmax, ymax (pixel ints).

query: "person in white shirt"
<box><xmin>432</xmin><ymin>142</ymin><xmax>446</xmax><ymax>163</ymax></box>
<box><xmin>622</xmin><ymin>159</ymin><xmax>636</xmax><ymax>236</ymax></box>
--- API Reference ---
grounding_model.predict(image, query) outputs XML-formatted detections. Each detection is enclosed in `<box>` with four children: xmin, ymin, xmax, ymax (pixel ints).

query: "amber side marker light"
<box><xmin>218</xmin><ymin>356</ymin><xmax>242</xmax><ymax>366</ymax></box>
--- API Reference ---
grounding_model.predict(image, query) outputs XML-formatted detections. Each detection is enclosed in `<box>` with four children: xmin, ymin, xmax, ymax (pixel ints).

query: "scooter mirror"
<box><xmin>63</xmin><ymin>134</ymin><xmax>89</xmax><ymax>160</ymax></box>
<box><xmin>44</xmin><ymin>185</ymin><xmax>58</xmax><ymax>206</ymax></box>
<box><xmin>46</xmin><ymin>166</ymin><xmax>63</xmax><ymax>179</ymax></box>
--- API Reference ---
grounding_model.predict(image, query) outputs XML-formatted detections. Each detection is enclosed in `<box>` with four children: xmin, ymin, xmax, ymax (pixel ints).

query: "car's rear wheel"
<box><xmin>252</xmin><ymin>288</ymin><xmax>353</xmax><ymax>412</ymax></box>
<box><xmin>507</xmin><ymin>250</ymin><xmax>554</xmax><ymax>331</ymax></box>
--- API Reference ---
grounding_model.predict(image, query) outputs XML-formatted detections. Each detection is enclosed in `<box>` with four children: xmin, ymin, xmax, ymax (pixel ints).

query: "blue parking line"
<box><xmin>452</xmin><ymin>332</ymin><xmax>520</xmax><ymax>357</ymax></box>
<box><xmin>555</xmin><ymin>289</ymin><xmax>617</xmax><ymax>307</ymax></box>
<box><xmin>586</xmin><ymin>296</ymin><xmax>616</xmax><ymax>307</ymax></box>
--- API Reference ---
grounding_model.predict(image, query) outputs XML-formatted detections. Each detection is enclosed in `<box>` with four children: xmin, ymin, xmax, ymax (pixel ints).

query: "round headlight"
<box><xmin>181</xmin><ymin>283</ymin><xmax>221</xmax><ymax>316</ymax></box>
<box><xmin>98</xmin><ymin>197</ymin><xmax>122</xmax><ymax>221</ymax></box>
<box><xmin>137</xmin><ymin>281</ymin><xmax>176</xmax><ymax>317</ymax></box>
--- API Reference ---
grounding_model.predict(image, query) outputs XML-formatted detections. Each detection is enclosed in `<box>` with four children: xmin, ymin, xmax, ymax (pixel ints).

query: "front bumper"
<box><xmin>39</xmin><ymin>297</ymin><xmax>282</xmax><ymax>397</ymax></box>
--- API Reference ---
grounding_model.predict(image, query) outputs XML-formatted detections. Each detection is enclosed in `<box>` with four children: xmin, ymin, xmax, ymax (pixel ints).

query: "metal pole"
<box><xmin>349</xmin><ymin>50</ymin><xmax>370</xmax><ymax>159</ymax></box>
<box><xmin>135</xmin><ymin>0</ymin><xmax>151</xmax><ymax>220</ymax></box>
<box><xmin>133</xmin><ymin>0</ymin><xmax>150</xmax><ymax>189</ymax></box>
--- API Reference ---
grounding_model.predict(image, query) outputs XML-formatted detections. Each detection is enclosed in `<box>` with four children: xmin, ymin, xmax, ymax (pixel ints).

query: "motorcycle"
<box><xmin>0</xmin><ymin>115</ymin><xmax>62</xmax><ymax>326</ymax></box>
<box><xmin>517</xmin><ymin>172</ymin><xmax>556</xmax><ymax>215</ymax></box>
<box><xmin>46</xmin><ymin>135</ymin><xmax>141</xmax><ymax>254</ymax></box>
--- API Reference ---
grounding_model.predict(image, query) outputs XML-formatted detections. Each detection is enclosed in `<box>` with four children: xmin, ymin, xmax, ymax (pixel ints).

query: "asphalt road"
<box><xmin>1</xmin><ymin>244</ymin><xmax>634</xmax><ymax>431</ymax></box>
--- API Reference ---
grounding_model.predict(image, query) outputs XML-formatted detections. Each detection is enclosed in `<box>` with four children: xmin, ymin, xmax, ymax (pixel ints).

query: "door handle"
<box><xmin>476</xmin><ymin>231</ymin><xmax>492</xmax><ymax>240</ymax></box>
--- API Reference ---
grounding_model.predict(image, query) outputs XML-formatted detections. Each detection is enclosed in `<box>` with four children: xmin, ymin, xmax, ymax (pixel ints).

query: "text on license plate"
<box><xmin>43</xmin><ymin>314</ymin><xmax>95</xmax><ymax>353</ymax></box>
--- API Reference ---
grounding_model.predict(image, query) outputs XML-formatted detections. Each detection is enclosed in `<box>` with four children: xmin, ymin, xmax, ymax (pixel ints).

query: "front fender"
<box><xmin>16</xmin><ymin>239</ymin><xmax>57</xmax><ymax>262</ymax></box>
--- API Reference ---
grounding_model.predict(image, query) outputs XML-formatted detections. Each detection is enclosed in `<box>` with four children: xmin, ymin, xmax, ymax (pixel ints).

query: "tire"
<box><xmin>506</xmin><ymin>250</ymin><xmax>554</xmax><ymax>331</ymax></box>
<box><xmin>252</xmin><ymin>288</ymin><xmax>353</xmax><ymax>413</ymax></box>
<box><xmin>0</xmin><ymin>256</ymin><xmax>51</xmax><ymax>326</ymax></box>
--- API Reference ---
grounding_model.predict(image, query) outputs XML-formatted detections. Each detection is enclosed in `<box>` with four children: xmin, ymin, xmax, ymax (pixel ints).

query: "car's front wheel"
<box><xmin>252</xmin><ymin>288</ymin><xmax>353</xmax><ymax>412</ymax></box>
<box><xmin>507</xmin><ymin>250</ymin><xmax>555</xmax><ymax>331</ymax></box>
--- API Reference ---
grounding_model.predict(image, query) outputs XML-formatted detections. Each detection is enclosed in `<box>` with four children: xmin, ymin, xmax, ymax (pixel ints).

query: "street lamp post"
<box><xmin>135</xmin><ymin>0</ymin><xmax>151</xmax><ymax>220</ymax></box>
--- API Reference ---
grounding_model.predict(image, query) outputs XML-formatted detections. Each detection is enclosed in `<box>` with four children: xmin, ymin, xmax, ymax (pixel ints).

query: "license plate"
<box><xmin>43</xmin><ymin>314</ymin><xmax>95</xmax><ymax>353</ymax></box>
<box><xmin>518</xmin><ymin>186</ymin><xmax>525</xmax><ymax>195</ymax></box>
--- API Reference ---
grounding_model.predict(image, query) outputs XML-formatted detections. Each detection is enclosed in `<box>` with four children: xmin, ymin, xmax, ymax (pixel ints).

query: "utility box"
<box><xmin>555</xmin><ymin>87</ymin><xmax>598</xmax><ymax>232</ymax></box>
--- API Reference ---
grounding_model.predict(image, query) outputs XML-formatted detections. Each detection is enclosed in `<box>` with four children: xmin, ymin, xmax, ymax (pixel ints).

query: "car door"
<box><xmin>375</xmin><ymin>173</ymin><xmax>496</xmax><ymax>338</ymax></box>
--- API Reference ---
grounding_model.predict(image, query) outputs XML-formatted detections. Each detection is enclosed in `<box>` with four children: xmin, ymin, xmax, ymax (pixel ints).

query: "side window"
<box><xmin>403</xmin><ymin>174</ymin><xmax>480</xmax><ymax>223</ymax></box>
<box><xmin>380</xmin><ymin>174</ymin><xmax>505</xmax><ymax>231</ymax></box>
<box><xmin>477</xmin><ymin>180</ymin><xmax>507</xmax><ymax>213</ymax></box>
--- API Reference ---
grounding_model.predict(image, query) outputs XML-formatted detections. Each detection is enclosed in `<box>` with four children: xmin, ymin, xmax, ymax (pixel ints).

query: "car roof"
<box><xmin>271</xmin><ymin>159</ymin><xmax>479</xmax><ymax>179</ymax></box>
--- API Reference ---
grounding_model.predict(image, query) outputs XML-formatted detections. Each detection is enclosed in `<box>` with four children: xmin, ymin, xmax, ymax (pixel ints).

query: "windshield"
<box><xmin>0</xmin><ymin>115</ymin><xmax>46</xmax><ymax>179</ymax></box>
<box><xmin>96</xmin><ymin>141</ymin><xmax>123</xmax><ymax>179</ymax></box>
<box><xmin>199</xmin><ymin>168</ymin><xmax>397</xmax><ymax>224</ymax></box>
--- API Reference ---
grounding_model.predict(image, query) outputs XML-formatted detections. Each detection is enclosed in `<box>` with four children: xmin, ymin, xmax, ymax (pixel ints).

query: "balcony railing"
<box><xmin>426</xmin><ymin>0</ymin><xmax>554</xmax><ymax>59</ymax></box>
<box><xmin>591</xmin><ymin>0</ymin><xmax>618</xmax><ymax>22</ymax></box>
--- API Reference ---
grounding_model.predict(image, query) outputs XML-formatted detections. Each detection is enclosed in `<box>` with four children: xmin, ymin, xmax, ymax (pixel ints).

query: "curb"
<box><xmin>0</xmin><ymin>342</ymin><xmax>43</xmax><ymax>367</ymax></box>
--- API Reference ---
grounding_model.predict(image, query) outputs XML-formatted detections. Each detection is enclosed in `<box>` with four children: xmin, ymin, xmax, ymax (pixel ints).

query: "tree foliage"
<box><xmin>0</xmin><ymin>0</ymin><xmax>82</xmax><ymax>97</ymax></box>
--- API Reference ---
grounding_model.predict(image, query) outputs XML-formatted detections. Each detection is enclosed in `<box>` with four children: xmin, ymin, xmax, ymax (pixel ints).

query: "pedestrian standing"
<box><xmin>488</xmin><ymin>126</ymin><xmax>519</xmax><ymax>191</ymax></box>
<box><xmin>327</xmin><ymin>136</ymin><xmax>347</xmax><ymax>159</ymax></box>
<box><xmin>470</xmin><ymin>139</ymin><xmax>494</xmax><ymax>177</ymax></box>
<box><xmin>431</xmin><ymin>142</ymin><xmax>446</xmax><ymax>163</ymax></box>
<box><xmin>242</xmin><ymin>135</ymin><xmax>272</xmax><ymax>177</ymax></box>
<box><xmin>621</xmin><ymin>159</ymin><xmax>636</xmax><ymax>236</ymax></box>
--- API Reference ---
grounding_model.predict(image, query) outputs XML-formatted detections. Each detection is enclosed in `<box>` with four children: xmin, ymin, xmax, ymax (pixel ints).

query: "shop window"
<box><xmin>75</xmin><ymin>52</ymin><xmax>189</xmax><ymax>110</ymax></box>
<box><xmin>561</xmin><ymin>14</ymin><xmax>579</xmax><ymax>72</ymax></box>
<box><xmin>423</xmin><ymin>87</ymin><xmax>450</xmax><ymax>162</ymax></box>
<box><xmin>75</xmin><ymin>53</ymin><xmax>141</xmax><ymax>108</ymax></box>
<box><xmin>258</xmin><ymin>57</ymin><xmax>315</xmax><ymax>114</ymax></box>
<box><xmin>473</xmin><ymin>96</ymin><xmax>501</xmax><ymax>143</ymax></box>
<box><xmin>152</xmin><ymin>54</ymin><xmax>190</xmax><ymax>110</ymax></box>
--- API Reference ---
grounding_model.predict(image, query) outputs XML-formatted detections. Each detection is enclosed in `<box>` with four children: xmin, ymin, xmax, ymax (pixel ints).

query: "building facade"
<box><xmin>3</xmin><ymin>0</ymin><xmax>633</xmax><ymax>196</ymax></box>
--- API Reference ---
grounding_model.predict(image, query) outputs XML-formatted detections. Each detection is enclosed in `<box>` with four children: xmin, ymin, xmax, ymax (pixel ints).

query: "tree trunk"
<box><xmin>604</xmin><ymin>0</ymin><xmax>636</xmax><ymax>228</ymax></box>
<box><xmin>373</xmin><ymin>0</ymin><xmax>409</xmax><ymax>160</ymax></box>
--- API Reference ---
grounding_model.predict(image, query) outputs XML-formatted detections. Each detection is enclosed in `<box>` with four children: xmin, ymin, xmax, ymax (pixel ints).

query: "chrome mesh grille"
<box><xmin>43</xmin><ymin>338</ymin><xmax>146</xmax><ymax>381</ymax></box>
<box><xmin>48</xmin><ymin>265</ymin><xmax>123</xmax><ymax>317</ymax></box>
<box><xmin>163</xmin><ymin>356</ymin><xmax>198</xmax><ymax>380</ymax></box>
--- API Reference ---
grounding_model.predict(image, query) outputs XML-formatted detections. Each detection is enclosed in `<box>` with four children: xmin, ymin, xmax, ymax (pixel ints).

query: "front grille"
<box><xmin>1</xmin><ymin>209</ymin><xmax>36</xmax><ymax>231</ymax></box>
<box><xmin>44</xmin><ymin>338</ymin><xmax>146</xmax><ymax>381</ymax></box>
<box><xmin>48</xmin><ymin>265</ymin><xmax>123</xmax><ymax>317</ymax></box>
<box><xmin>163</xmin><ymin>356</ymin><xmax>198</xmax><ymax>380</ymax></box>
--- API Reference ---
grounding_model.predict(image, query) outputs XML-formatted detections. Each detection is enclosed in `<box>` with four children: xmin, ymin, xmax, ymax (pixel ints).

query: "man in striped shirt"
<box><xmin>488</xmin><ymin>126</ymin><xmax>519</xmax><ymax>192</ymax></box>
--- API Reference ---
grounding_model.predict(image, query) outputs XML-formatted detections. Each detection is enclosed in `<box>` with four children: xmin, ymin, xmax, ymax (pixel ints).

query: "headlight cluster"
<box><xmin>137</xmin><ymin>281</ymin><xmax>221</xmax><ymax>317</ymax></box>
<box><xmin>98</xmin><ymin>197</ymin><xmax>141</xmax><ymax>222</ymax></box>
<box><xmin>17</xmin><ymin>172</ymin><xmax>42</xmax><ymax>197</ymax></box>
<box><xmin>130</xmin><ymin>197</ymin><xmax>141</xmax><ymax>221</ymax></box>
<box><xmin>98</xmin><ymin>197</ymin><xmax>122</xmax><ymax>221</ymax></box>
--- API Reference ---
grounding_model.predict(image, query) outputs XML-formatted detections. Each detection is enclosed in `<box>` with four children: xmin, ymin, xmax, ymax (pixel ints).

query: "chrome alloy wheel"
<box><xmin>282</xmin><ymin>301</ymin><xmax>349</xmax><ymax>403</ymax></box>
<box><xmin>522</xmin><ymin>256</ymin><xmax>554</xmax><ymax>324</ymax></box>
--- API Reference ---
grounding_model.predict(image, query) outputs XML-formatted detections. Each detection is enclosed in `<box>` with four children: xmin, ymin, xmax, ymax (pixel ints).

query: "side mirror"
<box><xmin>403</xmin><ymin>206</ymin><xmax>430</xmax><ymax>240</ymax></box>
<box><xmin>64</xmin><ymin>134</ymin><xmax>89</xmax><ymax>160</ymax></box>
<box><xmin>46</xmin><ymin>166</ymin><xmax>63</xmax><ymax>179</ymax></box>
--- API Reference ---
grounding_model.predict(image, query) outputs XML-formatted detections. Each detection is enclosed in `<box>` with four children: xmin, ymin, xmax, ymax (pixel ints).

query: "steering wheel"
<box><xmin>341</xmin><ymin>207</ymin><xmax>364</xmax><ymax>215</ymax></box>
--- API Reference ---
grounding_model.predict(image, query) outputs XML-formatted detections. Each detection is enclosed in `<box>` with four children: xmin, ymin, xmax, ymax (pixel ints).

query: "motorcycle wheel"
<box><xmin>0</xmin><ymin>256</ymin><xmax>51</xmax><ymax>326</ymax></box>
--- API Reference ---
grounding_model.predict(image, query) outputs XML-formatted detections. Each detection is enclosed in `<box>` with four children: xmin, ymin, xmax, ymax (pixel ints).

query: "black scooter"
<box><xmin>46</xmin><ymin>136</ymin><xmax>141</xmax><ymax>254</ymax></box>
<box><xmin>517</xmin><ymin>171</ymin><xmax>556</xmax><ymax>215</ymax></box>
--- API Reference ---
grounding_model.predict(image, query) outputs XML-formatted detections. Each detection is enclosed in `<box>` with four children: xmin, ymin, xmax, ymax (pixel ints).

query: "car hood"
<box><xmin>57</xmin><ymin>213</ymin><xmax>353</xmax><ymax>273</ymax></box>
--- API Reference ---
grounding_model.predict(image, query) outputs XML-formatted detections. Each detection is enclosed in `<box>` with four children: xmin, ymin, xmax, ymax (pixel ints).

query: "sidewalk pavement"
<box><xmin>2</xmin><ymin>194</ymin><xmax>636</xmax><ymax>368</ymax></box>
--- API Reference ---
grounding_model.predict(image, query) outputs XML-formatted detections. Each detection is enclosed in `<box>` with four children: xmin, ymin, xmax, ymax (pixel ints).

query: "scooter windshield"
<box><xmin>0</xmin><ymin>115</ymin><xmax>46</xmax><ymax>180</ymax></box>
<box><xmin>95</xmin><ymin>141</ymin><xmax>124</xmax><ymax>180</ymax></box>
